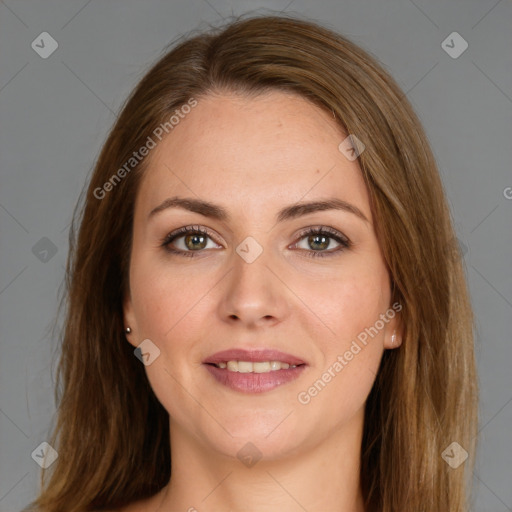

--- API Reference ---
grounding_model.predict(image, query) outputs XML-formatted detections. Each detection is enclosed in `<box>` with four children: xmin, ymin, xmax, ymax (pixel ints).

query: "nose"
<box><xmin>217</xmin><ymin>245</ymin><xmax>290</xmax><ymax>328</ymax></box>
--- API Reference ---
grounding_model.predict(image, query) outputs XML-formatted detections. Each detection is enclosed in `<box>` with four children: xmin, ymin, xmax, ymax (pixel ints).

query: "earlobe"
<box><xmin>388</xmin><ymin>324</ymin><xmax>404</xmax><ymax>349</ymax></box>
<box><xmin>123</xmin><ymin>295</ymin><xmax>138</xmax><ymax>347</ymax></box>
<box><xmin>385</xmin><ymin>311</ymin><xmax>403</xmax><ymax>349</ymax></box>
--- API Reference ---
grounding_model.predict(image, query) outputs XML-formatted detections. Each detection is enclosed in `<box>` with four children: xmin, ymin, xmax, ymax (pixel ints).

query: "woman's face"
<box><xmin>124</xmin><ymin>90</ymin><xmax>401</xmax><ymax>460</ymax></box>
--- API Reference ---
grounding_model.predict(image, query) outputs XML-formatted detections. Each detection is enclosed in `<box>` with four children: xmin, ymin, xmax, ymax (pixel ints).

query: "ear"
<box><xmin>383</xmin><ymin>308</ymin><xmax>403</xmax><ymax>350</ymax></box>
<box><xmin>123</xmin><ymin>292</ymin><xmax>139</xmax><ymax>348</ymax></box>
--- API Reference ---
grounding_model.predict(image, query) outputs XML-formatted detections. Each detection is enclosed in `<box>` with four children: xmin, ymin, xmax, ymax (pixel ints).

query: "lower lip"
<box><xmin>204</xmin><ymin>364</ymin><xmax>306</xmax><ymax>393</ymax></box>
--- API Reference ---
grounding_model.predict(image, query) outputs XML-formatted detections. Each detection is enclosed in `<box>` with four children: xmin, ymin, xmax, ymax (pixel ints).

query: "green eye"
<box><xmin>293</xmin><ymin>226</ymin><xmax>351</xmax><ymax>258</ymax></box>
<box><xmin>161</xmin><ymin>225</ymin><xmax>351</xmax><ymax>258</ymax></box>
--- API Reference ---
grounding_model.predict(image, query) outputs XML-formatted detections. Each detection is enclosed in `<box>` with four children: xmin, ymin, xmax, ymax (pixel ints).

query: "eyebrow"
<box><xmin>148</xmin><ymin>196</ymin><xmax>369</xmax><ymax>224</ymax></box>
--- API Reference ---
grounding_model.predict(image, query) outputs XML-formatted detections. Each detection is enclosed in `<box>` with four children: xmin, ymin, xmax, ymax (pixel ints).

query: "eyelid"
<box><xmin>290</xmin><ymin>225</ymin><xmax>351</xmax><ymax>259</ymax></box>
<box><xmin>161</xmin><ymin>224</ymin><xmax>351</xmax><ymax>257</ymax></box>
<box><xmin>161</xmin><ymin>225</ymin><xmax>223</xmax><ymax>248</ymax></box>
<box><xmin>293</xmin><ymin>225</ymin><xmax>350</xmax><ymax>246</ymax></box>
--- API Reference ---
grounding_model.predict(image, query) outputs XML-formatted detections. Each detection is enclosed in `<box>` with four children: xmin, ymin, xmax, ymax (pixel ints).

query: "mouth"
<box><xmin>210</xmin><ymin>360</ymin><xmax>300</xmax><ymax>372</ymax></box>
<box><xmin>203</xmin><ymin>349</ymin><xmax>307</xmax><ymax>393</ymax></box>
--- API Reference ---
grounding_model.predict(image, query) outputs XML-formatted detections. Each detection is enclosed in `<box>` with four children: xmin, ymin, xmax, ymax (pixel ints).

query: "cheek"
<box><xmin>130</xmin><ymin>255</ymin><xmax>211</xmax><ymax>338</ymax></box>
<box><xmin>292</xmin><ymin>263</ymin><xmax>388</xmax><ymax>413</ymax></box>
<box><xmin>296</xmin><ymin>259</ymin><xmax>390</xmax><ymax>345</ymax></box>
<box><xmin>129</xmin><ymin>259</ymin><xmax>210</xmax><ymax>428</ymax></box>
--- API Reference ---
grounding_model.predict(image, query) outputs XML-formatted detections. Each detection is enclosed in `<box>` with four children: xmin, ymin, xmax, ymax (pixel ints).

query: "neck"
<box><xmin>156</xmin><ymin>410</ymin><xmax>366</xmax><ymax>512</ymax></box>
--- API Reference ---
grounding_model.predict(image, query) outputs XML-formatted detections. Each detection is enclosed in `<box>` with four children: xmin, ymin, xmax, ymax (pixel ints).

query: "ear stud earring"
<box><xmin>125</xmin><ymin>327</ymin><xmax>132</xmax><ymax>334</ymax></box>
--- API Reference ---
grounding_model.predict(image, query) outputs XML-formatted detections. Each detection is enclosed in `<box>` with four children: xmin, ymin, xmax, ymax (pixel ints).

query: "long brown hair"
<box><xmin>25</xmin><ymin>13</ymin><xmax>478</xmax><ymax>512</ymax></box>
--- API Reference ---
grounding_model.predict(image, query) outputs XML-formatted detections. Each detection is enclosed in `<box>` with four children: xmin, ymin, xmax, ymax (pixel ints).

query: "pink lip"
<box><xmin>204</xmin><ymin>364</ymin><xmax>306</xmax><ymax>393</ymax></box>
<box><xmin>203</xmin><ymin>349</ymin><xmax>308</xmax><ymax>394</ymax></box>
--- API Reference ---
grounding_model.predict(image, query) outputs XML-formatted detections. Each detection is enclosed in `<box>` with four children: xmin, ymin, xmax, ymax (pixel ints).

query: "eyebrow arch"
<box><xmin>148</xmin><ymin>196</ymin><xmax>369</xmax><ymax>223</ymax></box>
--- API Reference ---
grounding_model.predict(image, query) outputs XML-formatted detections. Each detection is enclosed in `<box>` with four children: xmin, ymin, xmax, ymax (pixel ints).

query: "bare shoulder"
<box><xmin>103</xmin><ymin>503</ymin><xmax>141</xmax><ymax>512</ymax></box>
<box><xmin>96</xmin><ymin>505</ymin><xmax>137</xmax><ymax>512</ymax></box>
<box><xmin>91</xmin><ymin>487</ymin><xmax>165</xmax><ymax>512</ymax></box>
<box><xmin>92</xmin><ymin>502</ymin><xmax>140</xmax><ymax>512</ymax></box>
<box><xmin>105</xmin><ymin>491</ymin><xmax>164</xmax><ymax>512</ymax></box>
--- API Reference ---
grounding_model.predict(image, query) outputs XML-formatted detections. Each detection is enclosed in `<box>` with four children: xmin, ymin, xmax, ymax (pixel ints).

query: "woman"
<box><xmin>25</xmin><ymin>14</ymin><xmax>478</xmax><ymax>512</ymax></box>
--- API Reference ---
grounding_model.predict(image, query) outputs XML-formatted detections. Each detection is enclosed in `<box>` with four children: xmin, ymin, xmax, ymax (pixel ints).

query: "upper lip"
<box><xmin>203</xmin><ymin>349</ymin><xmax>307</xmax><ymax>366</ymax></box>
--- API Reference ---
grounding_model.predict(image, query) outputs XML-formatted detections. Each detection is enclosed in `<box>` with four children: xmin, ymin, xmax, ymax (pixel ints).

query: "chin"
<box><xmin>202</xmin><ymin>409</ymin><xmax>315</xmax><ymax>460</ymax></box>
<box><xmin>211</xmin><ymin>430</ymin><xmax>306</xmax><ymax>464</ymax></box>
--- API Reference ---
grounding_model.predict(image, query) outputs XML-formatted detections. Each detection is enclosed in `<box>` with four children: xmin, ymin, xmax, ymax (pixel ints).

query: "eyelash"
<box><xmin>160</xmin><ymin>225</ymin><xmax>351</xmax><ymax>259</ymax></box>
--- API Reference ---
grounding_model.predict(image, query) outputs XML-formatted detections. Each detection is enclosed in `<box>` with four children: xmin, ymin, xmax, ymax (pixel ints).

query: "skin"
<box><xmin>122</xmin><ymin>90</ymin><xmax>402</xmax><ymax>512</ymax></box>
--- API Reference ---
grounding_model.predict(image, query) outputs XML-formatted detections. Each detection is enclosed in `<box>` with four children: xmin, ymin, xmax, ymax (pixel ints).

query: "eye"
<box><xmin>161</xmin><ymin>225</ymin><xmax>222</xmax><ymax>257</ymax></box>
<box><xmin>161</xmin><ymin>225</ymin><xmax>351</xmax><ymax>259</ymax></box>
<box><xmin>292</xmin><ymin>226</ymin><xmax>351</xmax><ymax>258</ymax></box>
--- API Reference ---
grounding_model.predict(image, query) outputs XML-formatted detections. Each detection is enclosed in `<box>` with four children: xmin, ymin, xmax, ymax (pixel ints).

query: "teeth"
<box><xmin>253</xmin><ymin>362</ymin><xmax>271</xmax><ymax>373</ymax></box>
<box><xmin>214</xmin><ymin>361</ymin><xmax>297</xmax><ymax>372</ymax></box>
<box><xmin>238</xmin><ymin>361</ymin><xmax>253</xmax><ymax>373</ymax></box>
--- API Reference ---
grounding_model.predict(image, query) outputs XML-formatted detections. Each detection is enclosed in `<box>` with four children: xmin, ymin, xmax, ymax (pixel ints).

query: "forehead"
<box><xmin>135</xmin><ymin>91</ymin><xmax>371</xmax><ymax>224</ymax></box>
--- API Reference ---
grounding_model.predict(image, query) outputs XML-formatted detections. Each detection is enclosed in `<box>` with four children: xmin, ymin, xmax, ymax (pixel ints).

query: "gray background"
<box><xmin>0</xmin><ymin>0</ymin><xmax>511</xmax><ymax>510</ymax></box>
